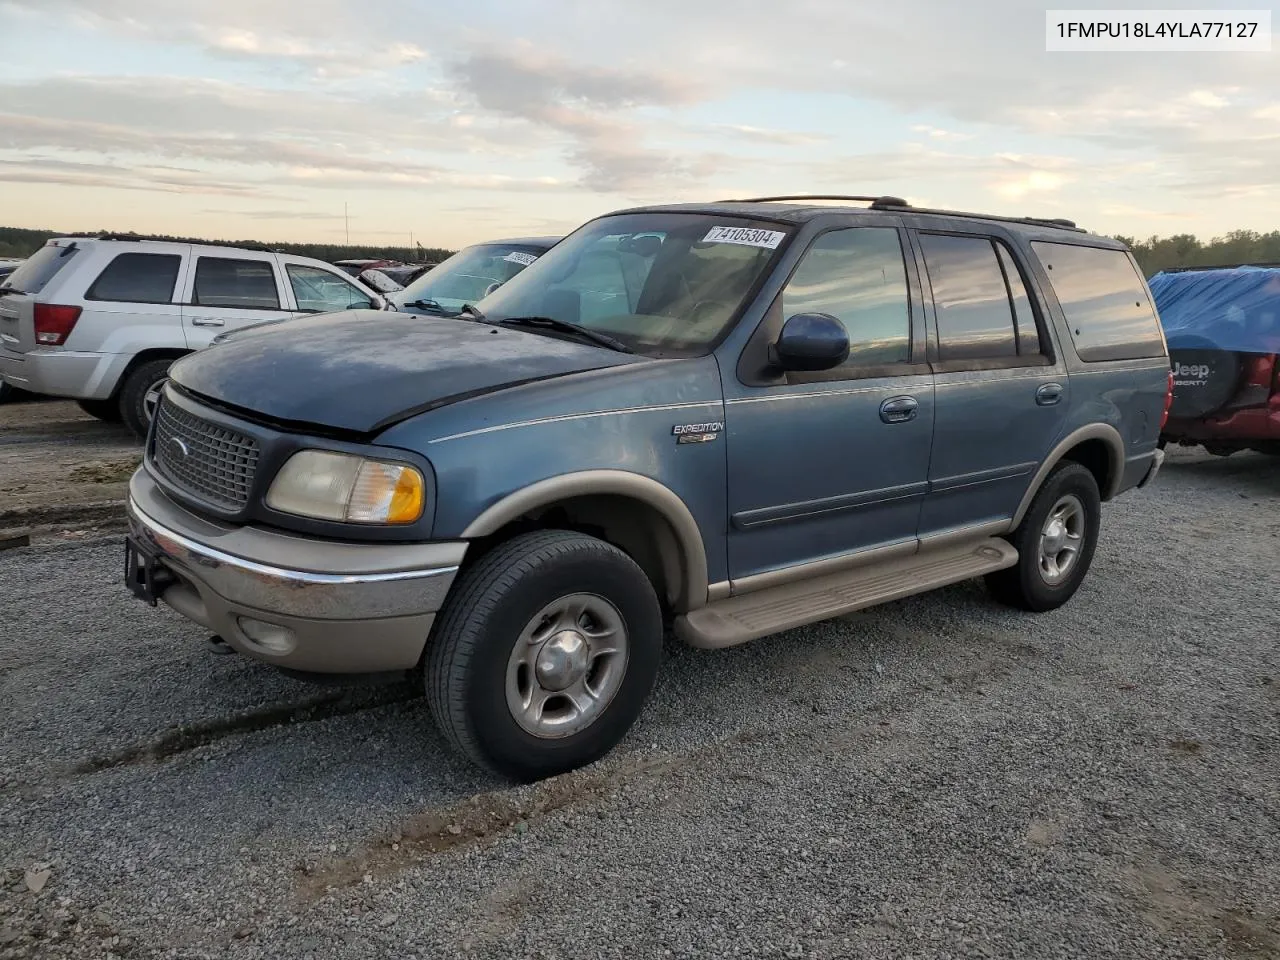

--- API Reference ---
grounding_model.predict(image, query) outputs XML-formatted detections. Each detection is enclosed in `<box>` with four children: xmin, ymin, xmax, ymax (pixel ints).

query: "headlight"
<box><xmin>265</xmin><ymin>450</ymin><xmax>425</xmax><ymax>524</ymax></box>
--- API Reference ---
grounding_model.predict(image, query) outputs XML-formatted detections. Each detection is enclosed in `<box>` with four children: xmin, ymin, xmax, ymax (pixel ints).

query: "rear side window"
<box><xmin>287</xmin><ymin>264</ymin><xmax>374</xmax><ymax>313</ymax></box>
<box><xmin>996</xmin><ymin>244</ymin><xmax>1042</xmax><ymax>355</ymax></box>
<box><xmin>1031</xmin><ymin>242</ymin><xmax>1165</xmax><ymax>362</ymax></box>
<box><xmin>920</xmin><ymin>234</ymin><xmax>1019</xmax><ymax>362</ymax></box>
<box><xmin>193</xmin><ymin>258</ymin><xmax>280</xmax><ymax>310</ymax></box>
<box><xmin>0</xmin><ymin>243</ymin><xmax>79</xmax><ymax>296</ymax></box>
<box><xmin>86</xmin><ymin>253</ymin><xmax>180</xmax><ymax>304</ymax></box>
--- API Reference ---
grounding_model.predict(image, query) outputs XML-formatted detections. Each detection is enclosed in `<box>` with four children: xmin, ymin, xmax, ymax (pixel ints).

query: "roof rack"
<box><xmin>65</xmin><ymin>232</ymin><xmax>281</xmax><ymax>254</ymax></box>
<box><xmin>1160</xmin><ymin>261</ymin><xmax>1280</xmax><ymax>273</ymax></box>
<box><xmin>720</xmin><ymin>195</ymin><xmax>1084</xmax><ymax>232</ymax></box>
<box><xmin>722</xmin><ymin>194</ymin><xmax>908</xmax><ymax>207</ymax></box>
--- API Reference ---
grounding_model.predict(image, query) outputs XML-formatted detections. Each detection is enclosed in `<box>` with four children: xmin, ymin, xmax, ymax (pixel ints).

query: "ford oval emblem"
<box><xmin>167</xmin><ymin>437</ymin><xmax>191</xmax><ymax>460</ymax></box>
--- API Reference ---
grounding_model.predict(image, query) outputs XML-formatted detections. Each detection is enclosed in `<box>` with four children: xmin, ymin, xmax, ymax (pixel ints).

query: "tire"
<box><xmin>0</xmin><ymin>379</ymin><xmax>11</xmax><ymax>404</ymax></box>
<box><xmin>426</xmin><ymin>530</ymin><xmax>663</xmax><ymax>782</ymax></box>
<box><xmin>77</xmin><ymin>398</ymin><xmax>123</xmax><ymax>423</ymax></box>
<box><xmin>985</xmin><ymin>462</ymin><xmax>1101</xmax><ymax>613</ymax></box>
<box><xmin>118</xmin><ymin>359</ymin><xmax>174</xmax><ymax>439</ymax></box>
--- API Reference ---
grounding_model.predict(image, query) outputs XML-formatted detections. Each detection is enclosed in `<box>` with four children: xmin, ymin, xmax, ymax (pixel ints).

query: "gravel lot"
<box><xmin>0</xmin><ymin>399</ymin><xmax>139</xmax><ymax>536</ymax></box>
<box><xmin>0</xmin><ymin>441</ymin><xmax>1277</xmax><ymax>959</ymax></box>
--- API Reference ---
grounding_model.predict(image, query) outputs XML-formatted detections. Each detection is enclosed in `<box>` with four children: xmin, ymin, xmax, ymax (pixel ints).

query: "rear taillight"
<box><xmin>33</xmin><ymin>303</ymin><xmax>82</xmax><ymax>346</ymax></box>
<box><xmin>1160</xmin><ymin>369</ymin><xmax>1174</xmax><ymax>429</ymax></box>
<box><xmin>1243</xmin><ymin>353</ymin><xmax>1276</xmax><ymax>387</ymax></box>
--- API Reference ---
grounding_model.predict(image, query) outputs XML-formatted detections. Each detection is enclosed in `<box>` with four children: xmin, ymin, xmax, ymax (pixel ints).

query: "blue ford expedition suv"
<box><xmin>124</xmin><ymin>196</ymin><xmax>1172</xmax><ymax>780</ymax></box>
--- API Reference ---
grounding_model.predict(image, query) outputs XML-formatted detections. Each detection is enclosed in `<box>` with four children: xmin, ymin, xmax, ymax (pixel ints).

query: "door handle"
<box><xmin>190</xmin><ymin>317</ymin><xmax>225</xmax><ymax>327</ymax></box>
<box><xmin>880</xmin><ymin>395</ymin><xmax>919</xmax><ymax>424</ymax></box>
<box><xmin>1035</xmin><ymin>382</ymin><xmax>1064</xmax><ymax>406</ymax></box>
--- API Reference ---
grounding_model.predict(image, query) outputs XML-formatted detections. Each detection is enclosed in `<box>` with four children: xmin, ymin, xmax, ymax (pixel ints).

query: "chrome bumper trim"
<box><xmin>127</xmin><ymin>497</ymin><xmax>460</xmax><ymax>620</ymax></box>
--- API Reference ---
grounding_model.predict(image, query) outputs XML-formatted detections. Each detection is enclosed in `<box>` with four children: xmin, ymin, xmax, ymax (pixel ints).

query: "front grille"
<box><xmin>152</xmin><ymin>396</ymin><xmax>260</xmax><ymax>510</ymax></box>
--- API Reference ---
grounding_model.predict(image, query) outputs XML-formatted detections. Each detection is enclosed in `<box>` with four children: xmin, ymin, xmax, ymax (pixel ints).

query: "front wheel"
<box><xmin>986</xmin><ymin>462</ymin><xmax>1101</xmax><ymax>612</ymax></box>
<box><xmin>425</xmin><ymin>530</ymin><xmax>663</xmax><ymax>782</ymax></box>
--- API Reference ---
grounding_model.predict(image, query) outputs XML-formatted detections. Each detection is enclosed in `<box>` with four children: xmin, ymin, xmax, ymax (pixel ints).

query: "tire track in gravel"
<box><xmin>1</xmin><ymin>684</ymin><xmax>422</xmax><ymax>797</ymax></box>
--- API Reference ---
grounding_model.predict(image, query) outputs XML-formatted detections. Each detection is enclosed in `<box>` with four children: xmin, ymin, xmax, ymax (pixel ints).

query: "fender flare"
<box><xmin>461</xmin><ymin>470</ymin><xmax>710</xmax><ymax>611</ymax></box>
<box><xmin>1011</xmin><ymin>423</ymin><xmax>1125</xmax><ymax>529</ymax></box>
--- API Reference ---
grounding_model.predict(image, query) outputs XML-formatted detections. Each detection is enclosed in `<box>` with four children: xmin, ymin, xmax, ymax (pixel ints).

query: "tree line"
<box><xmin>1111</xmin><ymin>230</ymin><xmax>1280</xmax><ymax>275</ymax></box>
<box><xmin>4</xmin><ymin>223</ymin><xmax>1279</xmax><ymax>278</ymax></box>
<box><xmin>0</xmin><ymin>226</ymin><xmax>454</xmax><ymax>265</ymax></box>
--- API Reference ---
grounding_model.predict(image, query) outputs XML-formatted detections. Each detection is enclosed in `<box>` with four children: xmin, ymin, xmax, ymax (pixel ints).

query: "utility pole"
<box><xmin>344</xmin><ymin>203</ymin><xmax>350</xmax><ymax>245</ymax></box>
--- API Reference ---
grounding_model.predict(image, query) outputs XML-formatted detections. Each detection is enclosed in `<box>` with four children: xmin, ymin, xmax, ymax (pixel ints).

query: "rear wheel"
<box><xmin>986</xmin><ymin>462</ymin><xmax>1101</xmax><ymax>612</ymax></box>
<box><xmin>118</xmin><ymin>359</ymin><xmax>174</xmax><ymax>439</ymax></box>
<box><xmin>425</xmin><ymin>530</ymin><xmax>663</xmax><ymax>782</ymax></box>
<box><xmin>77</xmin><ymin>398</ymin><xmax>123</xmax><ymax>423</ymax></box>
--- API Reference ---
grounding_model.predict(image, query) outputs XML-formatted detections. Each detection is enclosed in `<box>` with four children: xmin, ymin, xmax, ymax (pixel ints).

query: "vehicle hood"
<box><xmin>169</xmin><ymin>310</ymin><xmax>644</xmax><ymax>434</ymax></box>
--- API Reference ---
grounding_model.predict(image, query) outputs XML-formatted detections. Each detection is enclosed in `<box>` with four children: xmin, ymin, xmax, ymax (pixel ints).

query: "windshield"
<box><xmin>394</xmin><ymin>242</ymin><xmax>548</xmax><ymax>314</ymax></box>
<box><xmin>471</xmin><ymin>213</ymin><xmax>790</xmax><ymax>357</ymax></box>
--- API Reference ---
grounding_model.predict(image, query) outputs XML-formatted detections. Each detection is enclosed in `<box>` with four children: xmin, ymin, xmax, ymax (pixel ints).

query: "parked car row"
<box><xmin>118</xmin><ymin>194</ymin><xmax>1172</xmax><ymax>780</ymax></box>
<box><xmin>0</xmin><ymin>234</ymin><xmax>560</xmax><ymax>434</ymax></box>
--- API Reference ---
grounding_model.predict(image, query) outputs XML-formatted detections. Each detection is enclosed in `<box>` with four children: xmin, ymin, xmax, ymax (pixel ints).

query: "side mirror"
<box><xmin>770</xmin><ymin>313</ymin><xmax>850</xmax><ymax>371</ymax></box>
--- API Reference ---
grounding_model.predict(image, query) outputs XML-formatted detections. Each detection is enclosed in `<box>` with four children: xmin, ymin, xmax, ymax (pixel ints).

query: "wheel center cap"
<box><xmin>1043</xmin><ymin>519</ymin><xmax>1067</xmax><ymax>554</ymax></box>
<box><xmin>534</xmin><ymin>630</ymin><xmax>590</xmax><ymax>692</ymax></box>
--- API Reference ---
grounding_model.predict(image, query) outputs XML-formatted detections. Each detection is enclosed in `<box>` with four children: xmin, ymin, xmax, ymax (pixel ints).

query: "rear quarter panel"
<box><xmin>1015</xmin><ymin>236</ymin><xmax>1169</xmax><ymax>494</ymax></box>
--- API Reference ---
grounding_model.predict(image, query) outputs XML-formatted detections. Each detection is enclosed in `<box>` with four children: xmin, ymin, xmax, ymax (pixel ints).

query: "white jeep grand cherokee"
<box><xmin>0</xmin><ymin>236</ymin><xmax>383</xmax><ymax>436</ymax></box>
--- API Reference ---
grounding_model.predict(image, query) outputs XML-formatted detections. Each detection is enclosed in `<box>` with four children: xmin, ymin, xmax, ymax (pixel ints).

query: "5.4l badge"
<box><xmin>672</xmin><ymin>421</ymin><xmax>724</xmax><ymax>444</ymax></box>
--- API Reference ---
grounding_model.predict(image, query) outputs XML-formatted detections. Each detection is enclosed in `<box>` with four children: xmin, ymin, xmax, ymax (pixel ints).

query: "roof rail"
<box><xmin>720</xmin><ymin>195</ymin><xmax>1085</xmax><ymax>232</ymax></box>
<box><xmin>868</xmin><ymin>201</ymin><xmax>1083</xmax><ymax>232</ymax></box>
<box><xmin>64</xmin><ymin>232</ymin><xmax>281</xmax><ymax>253</ymax></box>
<box><xmin>721</xmin><ymin>194</ymin><xmax>909</xmax><ymax>207</ymax></box>
<box><xmin>1160</xmin><ymin>261</ymin><xmax>1280</xmax><ymax>273</ymax></box>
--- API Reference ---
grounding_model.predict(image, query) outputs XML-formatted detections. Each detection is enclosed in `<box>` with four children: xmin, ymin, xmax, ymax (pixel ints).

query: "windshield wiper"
<box><xmin>494</xmin><ymin>316</ymin><xmax>633</xmax><ymax>354</ymax></box>
<box><xmin>402</xmin><ymin>298</ymin><xmax>446</xmax><ymax>314</ymax></box>
<box><xmin>459</xmin><ymin>302</ymin><xmax>485</xmax><ymax>320</ymax></box>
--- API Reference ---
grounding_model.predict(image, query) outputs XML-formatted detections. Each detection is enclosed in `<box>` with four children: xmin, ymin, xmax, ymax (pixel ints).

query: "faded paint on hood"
<box><xmin>169</xmin><ymin>310</ymin><xmax>643</xmax><ymax>434</ymax></box>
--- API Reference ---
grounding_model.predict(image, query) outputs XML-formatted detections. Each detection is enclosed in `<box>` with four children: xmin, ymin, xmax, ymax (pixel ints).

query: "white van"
<box><xmin>0</xmin><ymin>237</ymin><xmax>384</xmax><ymax>436</ymax></box>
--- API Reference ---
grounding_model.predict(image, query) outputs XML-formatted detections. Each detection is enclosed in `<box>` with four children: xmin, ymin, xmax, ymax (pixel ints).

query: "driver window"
<box><xmin>287</xmin><ymin>264</ymin><xmax>374</xmax><ymax>313</ymax></box>
<box><xmin>781</xmin><ymin>228</ymin><xmax>911</xmax><ymax>366</ymax></box>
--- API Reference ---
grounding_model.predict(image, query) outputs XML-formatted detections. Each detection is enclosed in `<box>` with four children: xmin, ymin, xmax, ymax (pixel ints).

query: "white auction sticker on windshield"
<box><xmin>702</xmin><ymin>226</ymin><xmax>786</xmax><ymax>249</ymax></box>
<box><xmin>503</xmin><ymin>251</ymin><xmax>538</xmax><ymax>266</ymax></box>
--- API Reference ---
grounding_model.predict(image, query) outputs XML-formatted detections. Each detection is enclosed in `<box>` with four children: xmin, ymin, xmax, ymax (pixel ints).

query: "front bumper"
<box><xmin>126</xmin><ymin>469</ymin><xmax>466</xmax><ymax>673</ymax></box>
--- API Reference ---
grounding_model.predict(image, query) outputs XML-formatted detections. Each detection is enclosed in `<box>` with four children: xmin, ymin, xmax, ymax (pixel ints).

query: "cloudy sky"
<box><xmin>0</xmin><ymin>0</ymin><xmax>1276</xmax><ymax>249</ymax></box>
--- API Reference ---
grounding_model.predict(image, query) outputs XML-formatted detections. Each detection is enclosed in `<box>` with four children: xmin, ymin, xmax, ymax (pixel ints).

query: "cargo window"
<box><xmin>920</xmin><ymin>234</ymin><xmax>1020</xmax><ymax>362</ymax></box>
<box><xmin>86</xmin><ymin>253</ymin><xmax>181</xmax><ymax>304</ymax></box>
<box><xmin>1031</xmin><ymin>241</ymin><xmax>1164</xmax><ymax>362</ymax></box>
<box><xmin>780</xmin><ymin>227</ymin><xmax>912</xmax><ymax>367</ymax></box>
<box><xmin>0</xmin><ymin>243</ymin><xmax>79</xmax><ymax>296</ymax></box>
<box><xmin>193</xmin><ymin>257</ymin><xmax>280</xmax><ymax>310</ymax></box>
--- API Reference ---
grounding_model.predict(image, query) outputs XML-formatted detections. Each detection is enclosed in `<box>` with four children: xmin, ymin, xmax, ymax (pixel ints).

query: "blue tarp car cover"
<box><xmin>1149</xmin><ymin>266</ymin><xmax>1280</xmax><ymax>354</ymax></box>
